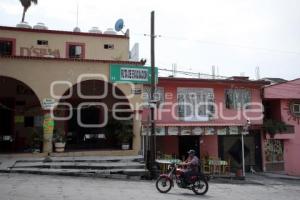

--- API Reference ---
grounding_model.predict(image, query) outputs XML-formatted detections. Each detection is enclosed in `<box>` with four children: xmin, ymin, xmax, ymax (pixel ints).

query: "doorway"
<box><xmin>179</xmin><ymin>136</ymin><xmax>200</xmax><ymax>160</ymax></box>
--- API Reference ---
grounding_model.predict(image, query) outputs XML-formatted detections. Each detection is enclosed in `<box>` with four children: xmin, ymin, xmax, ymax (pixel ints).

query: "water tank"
<box><xmin>16</xmin><ymin>22</ymin><xmax>32</xmax><ymax>29</ymax></box>
<box><xmin>104</xmin><ymin>28</ymin><xmax>116</xmax><ymax>35</ymax></box>
<box><xmin>33</xmin><ymin>22</ymin><xmax>48</xmax><ymax>30</ymax></box>
<box><xmin>89</xmin><ymin>27</ymin><xmax>102</xmax><ymax>34</ymax></box>
<box><xmin>73</xmin><ymin>27</ymin><xmax>81</xmax><ymax>32</ymax></box>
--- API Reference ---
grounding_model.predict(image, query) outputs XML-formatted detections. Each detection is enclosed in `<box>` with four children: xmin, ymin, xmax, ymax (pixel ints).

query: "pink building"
<box><xmin>142</xmin><ymin>77</ymin><xmax>268</xmax><ymax>172</ymax></box>
<box><xmin>263</xmin><ymin>78</ymin><xmax>300</xmax><ymax>175</ymax></box>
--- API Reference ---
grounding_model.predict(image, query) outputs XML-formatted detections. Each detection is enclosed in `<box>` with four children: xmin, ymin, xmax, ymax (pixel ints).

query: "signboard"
<box><xmin>167</xmin><ymin>126</ymin><xmax>179</xmax><ymax>135</ymax></box>
<box><xmin>181</xmin><ymin>127</ymin><xmax>192</xmax><ymax>135</ymax></box>
<box><xmin>217</xmin><ymin>127</ymin><xmax>228</xmax><ymax>135</ymax></box>
<box><xmin>15</xmin><ymin>116</ymin><xmax>24</xmax><ymax>124</ymax></box>
<box><xmin>110</xmin><ymin>64</ymin><xmax>158</xmax><ymax>84</ymax></box>
<box><xmin>42</xmin><ymin>98</ymin><xmax>57</xmax><ymax>110</ymax></box>
<box><xmin>192</xmin><ymin>127</ymin><xmax>204</xmax><ymax>135</ymax></box>
<box><xmin>155</xmin><ymin>127</ymin><xmax>165</xmax><ymax>136</ymax></box>
<box><xmin>229</xmin><ymin>126</ymin><xmax>239</xmax><ymax>135</ymax></box>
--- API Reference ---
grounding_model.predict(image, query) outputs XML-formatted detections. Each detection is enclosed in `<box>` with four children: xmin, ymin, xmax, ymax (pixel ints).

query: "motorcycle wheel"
<box><xmin>192</xmin><ymin>178</ymin><xmax>208</xmax><ymax>195</ymax></box>
<box><xmin>156</xmin><ymin>177</ymin><xmax>172</xmax><ymax>193</ymax></box>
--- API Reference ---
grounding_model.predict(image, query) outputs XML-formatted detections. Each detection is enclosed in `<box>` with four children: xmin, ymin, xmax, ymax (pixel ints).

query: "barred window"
<box><xmin>225</xmin><ymin>89</ymin><xmax>251</xmax><ymax>109</ymax></box>
<box><xmin>177</xmin><ymin>88</ymin><xmax>214</xmax><ymax>121</ymax></box>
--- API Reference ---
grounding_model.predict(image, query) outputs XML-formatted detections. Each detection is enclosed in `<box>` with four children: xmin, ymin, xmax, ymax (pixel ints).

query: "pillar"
<box><xmin>42</xmin><ymin>111</ymin><xmax>55</xmax><ymax>153</ymax></box>
<box><xmin>132</xmin><ymin>110</ymin><xmax>142</xmax><ymax>155</ymax></box>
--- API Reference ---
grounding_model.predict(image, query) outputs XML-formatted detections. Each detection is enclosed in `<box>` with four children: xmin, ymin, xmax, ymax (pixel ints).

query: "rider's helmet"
<box><xmin>187</xmin><ymin>149</ymin><xmax>195</xmax><ymax>155</ymax></box>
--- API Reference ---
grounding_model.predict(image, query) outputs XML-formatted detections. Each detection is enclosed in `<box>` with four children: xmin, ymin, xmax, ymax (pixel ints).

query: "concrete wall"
<box><xmin>0</xmin><ymin>28</ymin><xmax>129</xmax><ymax>61</ymax></box>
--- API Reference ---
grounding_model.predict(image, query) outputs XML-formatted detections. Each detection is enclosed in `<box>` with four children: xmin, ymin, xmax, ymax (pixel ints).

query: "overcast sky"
<box><xmin>1</xmin><ymin>0</ymin><xmax>299</xmax><ymax>80</ymax></box>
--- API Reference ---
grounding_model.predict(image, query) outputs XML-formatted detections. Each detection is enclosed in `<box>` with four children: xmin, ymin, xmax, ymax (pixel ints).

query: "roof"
<box><xmin>0</xmin><ymin>26</ymin><xmax>128</xmax><ymax>39</ymax></box>
<box><xmin>158</xmin><ymin>76</ymin><xmax>270</xmax><ymax>86</ymax></box>
<box><xmin>0</xmin><ymin>55</ymin><xmax>146</xmax><ymax>65</ymax></box>
<box><xmin>264</xmin><ymin>78</ymin><xmax>300</xmax><ymax>99</ymax></box>
<box><xmin>261</xmin><ymin>77</ymin><xmax>287</xmax><ymax>84</ymax></box>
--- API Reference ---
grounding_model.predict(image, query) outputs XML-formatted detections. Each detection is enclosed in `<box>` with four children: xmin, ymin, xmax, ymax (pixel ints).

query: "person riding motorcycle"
<box><xmin>180</xmin><ymin>149</ymin><xmax>200</xmax><ymax>185</ymax></box>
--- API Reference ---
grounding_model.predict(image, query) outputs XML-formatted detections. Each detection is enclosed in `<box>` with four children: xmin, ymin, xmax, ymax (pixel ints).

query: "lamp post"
<box><xmin>241</xmin><ymin>120</ymin><xmax>251</xmax><ymax>177</ymax></box>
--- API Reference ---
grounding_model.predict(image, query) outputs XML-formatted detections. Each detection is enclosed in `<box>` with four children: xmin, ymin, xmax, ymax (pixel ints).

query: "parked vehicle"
<box><xmin>155</xmin><ymin>163</ymin><xmax>209</xmax><ymax>195</ymax></box>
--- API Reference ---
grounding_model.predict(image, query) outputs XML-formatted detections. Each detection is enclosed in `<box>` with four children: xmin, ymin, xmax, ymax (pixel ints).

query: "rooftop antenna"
<box><xmin>76</xmin><ymin>3</ymin><xmax>79</xmax><ymax>27</ymax></box>
<box><xmin>255</xmin><ymin>66</ymin><xmax>260</xmax><ymax>80</ymax></box>
<box><xmin>73</xmin><ymin>2</ymin><xmax>81</xmax><ymax>32</ymax></box>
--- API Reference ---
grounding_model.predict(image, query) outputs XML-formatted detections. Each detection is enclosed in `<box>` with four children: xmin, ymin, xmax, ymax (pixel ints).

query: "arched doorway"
<box><xmin>54</xmin><ymin>80</ymin><xmax>133</xmax><ymax>151</ymax></box>
<box><xmin>0</xmin><ymin>76</ymin><xmax>42</xmax><ymax>153</ymax></box>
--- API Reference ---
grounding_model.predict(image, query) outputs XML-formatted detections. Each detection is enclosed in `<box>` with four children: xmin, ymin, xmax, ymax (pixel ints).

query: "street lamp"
<box><xmin>241</xmin><ymin>119</ymin><xmax>251</xmax><ymax>177</ymax></box>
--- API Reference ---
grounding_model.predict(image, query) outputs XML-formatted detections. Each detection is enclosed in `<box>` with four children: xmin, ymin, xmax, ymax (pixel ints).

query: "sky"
<box><xmin>0</xmin><ymin>0</ymin><xmax>300</xmax><ymax>80</ymax></box>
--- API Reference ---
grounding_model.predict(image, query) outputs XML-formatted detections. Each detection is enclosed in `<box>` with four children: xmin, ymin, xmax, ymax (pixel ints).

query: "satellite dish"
<box><xmin>115</xmin><ymin>18</ymin><xmax>124</xmax><ymax>32</ymax></box>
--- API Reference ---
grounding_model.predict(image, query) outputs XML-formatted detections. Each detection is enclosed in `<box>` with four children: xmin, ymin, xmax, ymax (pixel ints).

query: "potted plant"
<box><xmin>28</xmin><ymin>128</ymin><xmax>42</xmax><ymax>153</ymax></box>
<box><xmin>117</xmin><ymin>120</ymin><xmax>134</xmax><ymax>150</ymax></box>
<box><xmin>53</xmin><ymin>129</ymin><xmax>66</xmax><ymax>152</ymax></box>
<box><xmin>263</xmin><ymin>119</ymin><xmax>288</xmax><ymax>138</ymax></box>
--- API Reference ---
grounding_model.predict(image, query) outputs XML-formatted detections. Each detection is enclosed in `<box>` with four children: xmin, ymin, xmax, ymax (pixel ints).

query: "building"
<box><xmin>0</xmin><ymin>24</ymin><xmax>149</xmax><ymax>156</ymax></box>
<box><xmin>263</xmin><ymin>78</ymin><xmax>300</xmax><ymax>175</ymax></box>
<box><xmin>142</xmin><ymin>76</ymin><xmax>268</xmax><ymax>172</ymax></box>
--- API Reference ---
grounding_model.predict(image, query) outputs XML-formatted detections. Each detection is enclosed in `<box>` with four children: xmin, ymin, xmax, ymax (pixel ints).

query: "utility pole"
<box><xmin>147</xmin><ymin>10</ymin><xmax>156</xmax><ymax>177</ymax></box>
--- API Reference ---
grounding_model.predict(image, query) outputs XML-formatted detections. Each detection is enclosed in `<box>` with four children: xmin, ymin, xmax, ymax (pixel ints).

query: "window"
<box><xmin>177</xmin><ymin>88</ymin><xmax>214</xmax><ymax>121</ymax></box>
<box><xmin>225</xmin><ymin>89</ymin><xmax>251</xmax><ymax>109</ymax></box>
<box><xmin>0</xmin><ymin>40</ymin><xmax>13</xmax><ymax>56</ymax></box>
<box><xmin>66</xmin><ymin>43</ymin><xmax>85</xmax><ymax>59</ymax></box>
<box><xmin>37</xmin><ymin>40</ymin><xmax>48</xmax><ymax>45</ymax></box>
<box><xmin>292</xmin><ymin>103</ymin><xmax>300</xmax><ymax>115</ymax></box>
<box><xmin>104</xmin><ymin>44</ymin><xmax>114</xmax><ymax>49</ymax></box>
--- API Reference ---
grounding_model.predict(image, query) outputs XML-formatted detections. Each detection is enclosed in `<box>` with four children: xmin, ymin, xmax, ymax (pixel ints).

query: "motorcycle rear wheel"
<box><xmin>156</xmin><ymin>177</ymin><xmax>172</xmax><ymax>193</ymax></box>
<box><xmin>192</xmin><ymin>178</ymin><xmax>208</xmax><ymax>195</ymax></box>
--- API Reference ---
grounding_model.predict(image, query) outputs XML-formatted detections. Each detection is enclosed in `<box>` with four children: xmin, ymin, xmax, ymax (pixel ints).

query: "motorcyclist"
<box><xmin>180</xmin><ymin>149</ymin><xmax>200</xmax><ymax>185</ymax></box>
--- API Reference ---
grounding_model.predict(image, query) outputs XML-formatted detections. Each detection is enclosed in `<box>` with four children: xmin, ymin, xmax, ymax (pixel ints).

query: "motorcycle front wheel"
<box><xmin>156</xmin><ymin>176</ymin><xmax>172</xmax><ymax>193</ymax></box>
<box><xmin>192</xmin><ymin>178</ymin><xmax>208</xmax><ymax>195</ymax></box>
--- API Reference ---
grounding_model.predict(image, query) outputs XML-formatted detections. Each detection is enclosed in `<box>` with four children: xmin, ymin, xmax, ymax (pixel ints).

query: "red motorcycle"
<box><xmin>156</xmin><ymin>163</ymin><xmax>209</xmax><ymax>195</ymax></box>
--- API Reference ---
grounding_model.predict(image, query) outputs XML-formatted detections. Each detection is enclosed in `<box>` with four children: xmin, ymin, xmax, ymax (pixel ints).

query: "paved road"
<box><xmin>0</xmin><ymin>173</ymin><xmax>300</xmax><ymax>200</ymax></box>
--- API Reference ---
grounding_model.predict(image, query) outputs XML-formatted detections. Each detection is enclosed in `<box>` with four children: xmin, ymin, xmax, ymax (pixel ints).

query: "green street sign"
<box><xmin>110</xmin><ymin>64</ymin><xmax>158</xmax><ymax>84</ymax></box>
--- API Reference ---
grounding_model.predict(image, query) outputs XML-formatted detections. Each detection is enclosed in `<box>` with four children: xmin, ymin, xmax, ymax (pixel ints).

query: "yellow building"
<box><xmin>0</xmin><ymin>25</ymin><xmax>148</xmax><ymax>156</ymax></box>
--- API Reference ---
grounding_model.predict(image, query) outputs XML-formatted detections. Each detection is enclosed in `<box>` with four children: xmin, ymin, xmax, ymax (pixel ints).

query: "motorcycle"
<box><xmin>155</xmin><ymin>163</ymin><xmax>209</xmax><ymax>195</ymax></box>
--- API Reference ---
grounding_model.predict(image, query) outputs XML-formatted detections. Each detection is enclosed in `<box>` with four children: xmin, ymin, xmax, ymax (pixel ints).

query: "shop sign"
<box><xmin>20</xmin><ymin>46</ymin><xmax>60</xmax><ymax>58</ymax></box>
<box><xmin>205</xmin><ymin>127</ymin><xmax>216</xmax><ymax>135</ymax></box>
<box><xmin>167</xmin><ymin>126</ymin><xmax>179</xmax><ymax>135</ymax></box>
<box><xmin>229</xmin><ymin>126</ymin><xmax>239</xmax><ymax>135</ymax></box>
<box><xmin>181</xmin><ymin>127</ymin><xmax>192</xmax><ymax>135</ymax></box>
<box><xmin>155</xmin><ymin>127</ymin><xmax>165</xmax><ymax>136</ymax></box>
<box><xmin>110</xmin><ymin>64</ymin><xmax>158</xmax><ymax>84</ymax></box>
<box><xmin>217</xmin><ymin>127</ymin><xmax>228</xmax><ymax>135</ymax></box>
<box><xmin>192</xmin><ymin>127</ymin><xmax>204</xmax><ymax>135</ymax></box>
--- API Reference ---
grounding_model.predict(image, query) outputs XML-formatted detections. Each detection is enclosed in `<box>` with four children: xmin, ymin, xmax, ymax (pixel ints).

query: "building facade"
<box><xmin>142</xmin><ymin>77</ymin><xmax>268</xmax><ymax>172</ymax></box>
<box><xmin>263</xmin><ymin>79</ymin><xmax>300</xmax><ymax>175</ymax></box>
<box><xmin>0</xmin><ymin>25</ymin><xmax>147</xmax><ymax>156</ymax></box>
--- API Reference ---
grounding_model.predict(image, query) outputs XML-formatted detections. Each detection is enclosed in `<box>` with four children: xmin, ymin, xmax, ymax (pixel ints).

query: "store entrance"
<box><xmin>179</xmin><ymin>136</ymin><xmax>200</xmax><ymax>160</ymax></box>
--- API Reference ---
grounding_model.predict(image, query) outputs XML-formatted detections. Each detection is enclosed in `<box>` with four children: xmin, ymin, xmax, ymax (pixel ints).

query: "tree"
<box><xmin>19</xmin><ymin>0</ymin><xmax>38</xmax><ymax>22</ymax></box>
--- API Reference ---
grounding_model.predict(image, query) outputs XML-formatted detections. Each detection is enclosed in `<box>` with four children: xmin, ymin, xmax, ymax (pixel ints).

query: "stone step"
<box><xmin>13</xmin><ymin>161</ymin><xmax>145</xmax><ymax>170</ymax></box>
<box><xmin>2</xmin><ymin>167</ymin><xmax>148</xmax><ymax>179</ymax></box>
<box><xmin>16</xmin><ymin>155</ymin><xmax>144</xmax><ymax>163</ymax></box>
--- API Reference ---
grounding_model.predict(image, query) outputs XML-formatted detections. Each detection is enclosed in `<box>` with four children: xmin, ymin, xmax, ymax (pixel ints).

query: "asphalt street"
<box><xmin>0</xmin><ymin>173</ymin><xmax>300</xmax><ymax>200</ymax></box>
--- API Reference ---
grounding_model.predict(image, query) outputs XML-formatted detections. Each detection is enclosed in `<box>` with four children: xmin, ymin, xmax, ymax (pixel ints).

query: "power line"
<box><xmin>133</xmin><ymin>33</ymin><xmax>300</xmax><ymax>55</ymax></box>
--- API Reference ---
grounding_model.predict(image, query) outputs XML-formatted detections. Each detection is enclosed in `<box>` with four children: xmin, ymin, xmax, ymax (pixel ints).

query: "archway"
<box><xmin>54</xmin><ymin>80</ymin><xmax>133</xmax><ymax>151</ymax></box>
<box><xmin>0</xmin><ymin>76</ymin><xmax>42</xmax><ymax>153</ymax></box>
